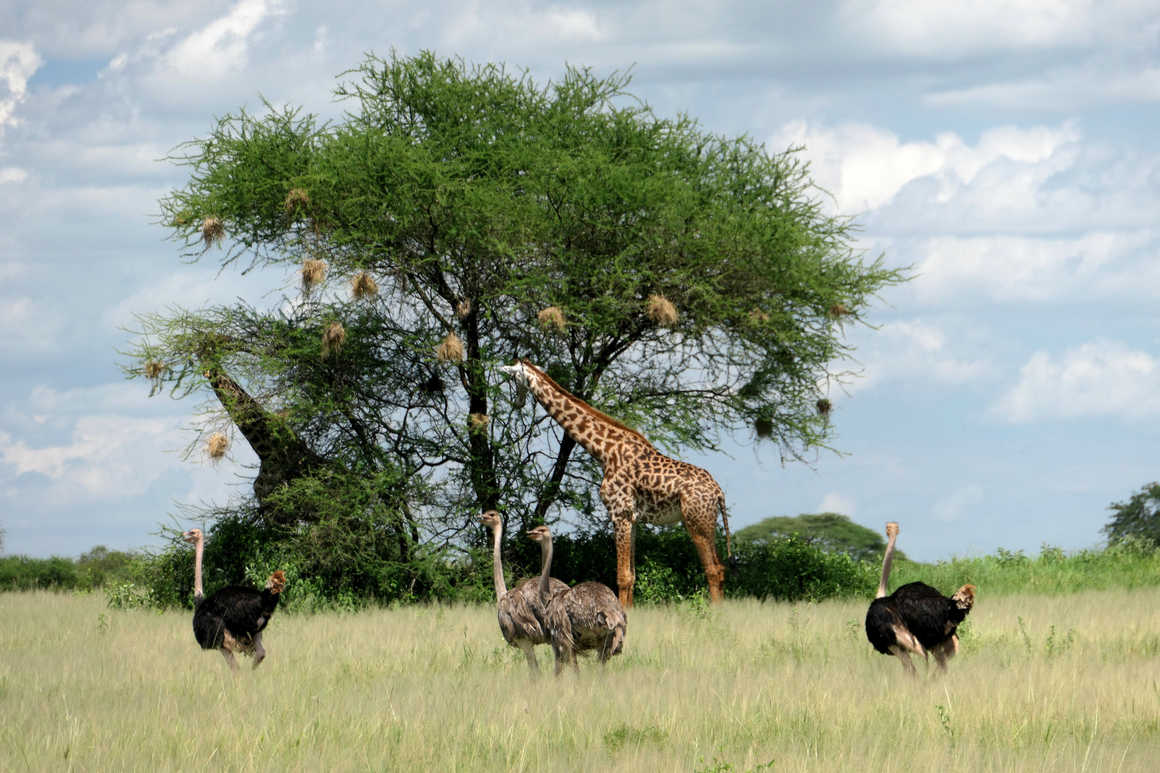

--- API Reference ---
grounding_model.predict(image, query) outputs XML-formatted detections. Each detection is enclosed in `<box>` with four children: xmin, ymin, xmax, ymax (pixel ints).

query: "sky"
<box><xmin>1</xmin><ymin>0</ymin><xmax>1158</xmax><ymax>562</ymax></box>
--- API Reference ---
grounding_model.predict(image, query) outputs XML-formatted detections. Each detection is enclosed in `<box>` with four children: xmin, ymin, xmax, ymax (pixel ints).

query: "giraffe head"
<box><xmin>499</xmin><ymin>359</ymin><xmax>533</xmax><ymax>387</ymax></box>
<box><xmin>182</xmin><ymin>528</ymin><xmax>203</xmax><ymax>545</ymax></box>
<box><xmin>479</xmin><ymin>510</ymin><xmax>501</xmax><ymax>530</ymax></box>
<box><xmin>499</xmin><ymin>360</ymin><xmax>533</xmax><ymax>408</ymax></box>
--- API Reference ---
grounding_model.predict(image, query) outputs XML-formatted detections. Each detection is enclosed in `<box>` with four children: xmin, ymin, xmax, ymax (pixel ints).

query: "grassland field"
<box><xmin>3</xmin><ymin>586</ymin><xmax>1160</xmax><ymax>772</ymax></box>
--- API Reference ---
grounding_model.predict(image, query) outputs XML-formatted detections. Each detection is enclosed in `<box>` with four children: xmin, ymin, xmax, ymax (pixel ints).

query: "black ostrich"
<box><xmin>183</xmin><ymin>528</ymin><xmax>286</xmax><ymax>672</ymax></box>
<box><xmin>865</xmin><ymin>521</ymin><xmax>975</xmax><ymax>675</ymax></box>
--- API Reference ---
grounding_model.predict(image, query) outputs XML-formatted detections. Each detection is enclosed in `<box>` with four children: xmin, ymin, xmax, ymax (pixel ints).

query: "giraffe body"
<box><xmin>501</xmin><ymin>360</ymin><xmax>730</xmax><ymax>607</ymax></box>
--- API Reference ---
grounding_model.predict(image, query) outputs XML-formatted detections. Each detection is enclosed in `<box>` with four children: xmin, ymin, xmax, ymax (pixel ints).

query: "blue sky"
<box><xmin>1</xmin><ymin>1</ymin><xmax>1157</xmax><ymax>562</ymax></box>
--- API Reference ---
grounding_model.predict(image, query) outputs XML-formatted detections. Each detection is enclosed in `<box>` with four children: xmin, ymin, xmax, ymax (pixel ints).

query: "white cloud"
<box><xmin>927</xmin><ymin>66</ymin><xmax>1160</xmax><ymax>110</ymax></box>
<box><xmin>0</xmin><ymin>298</ymin><xmax>65</xmax><ymax>353</ymax></box>
<box><xmin>0</xmin><ymin>382</ymin><xmax>258</xmax><ymax>506</ymax></box>
<box><xmin>994</xmin><ymin>341</ymin><xmax>1160</xmax><ymax>423</ymax></box>
<box><xmin>769</xmin><ymin>120</ymin><xmax>1077</xmax><ymax>215</ymax></box>
<box><xmin>818</xmin><ymin>492</ymin><xmax>855</xmax><ymax>516</ymax></box>
<box><xmin>932</xmin><ymin>484</ymin><xmax>983</xmax><ymax>523</ymax></box>
<box><xmin>844</xmin><ymin>318</ymin><xmax>994</xmax><ymax>394</ymax></box>
<box><xmin>909</xmin><ymin>230</ymin><xmax>1159</xmax><ymax>304</ymax></box>
<box><xmin>0</xmin><ymin>40</ymin><xmax>41</xmax><ymax>135</ymax></box>
<box><xmin>163</xmin><ymin>0</ymin><xmax>284</xmax><ymax>81</ymax></box>
<box><xmin>0</xmin><ymin>166</ymin><xmax>26</xmax><ymax>183</ymax></box>
<box><xmin>840</xmin><ymin>0</ymin><xmax>1158</xmax><ymax>58</ymax></box>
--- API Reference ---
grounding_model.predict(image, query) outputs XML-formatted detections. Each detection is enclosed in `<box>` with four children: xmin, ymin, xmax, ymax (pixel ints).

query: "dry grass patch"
<box><xmin>2</xmin><ymin>589</ymin><xmax>1159</xmax><ymax>771</ymax></box>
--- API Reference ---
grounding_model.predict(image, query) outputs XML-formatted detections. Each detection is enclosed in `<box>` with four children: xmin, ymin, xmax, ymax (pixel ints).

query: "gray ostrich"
<box><xmin>183</xmin><ymin>528</ymin><xmax>286</xmax><ymax>672</ymax></box>
<box><xmin>527</xmin><ymin>524</ymin><xmax>627</xmax><ymax>675</ymax></box>
<box><xmin>479</xmin><ymin>511</ymin><xmax>568</xmax><ymax>674</ymax></box>
<box><xmin>864</xmin><ymin>521</ymin><xmax>976</xmax><ymax>675</ymax></box>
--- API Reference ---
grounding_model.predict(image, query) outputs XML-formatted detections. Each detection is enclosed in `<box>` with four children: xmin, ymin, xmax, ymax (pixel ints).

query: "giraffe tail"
<box><xmin>719</xmin><ymin>494</ymin><xmax>732</xmax><ymax>559</ymax></box>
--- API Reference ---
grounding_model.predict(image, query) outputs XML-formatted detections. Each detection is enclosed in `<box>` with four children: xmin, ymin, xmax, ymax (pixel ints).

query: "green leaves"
<box><xmin>133</xmin><ymin>50</ymin><xmax>907</xmax><ymax>562</ymax></box>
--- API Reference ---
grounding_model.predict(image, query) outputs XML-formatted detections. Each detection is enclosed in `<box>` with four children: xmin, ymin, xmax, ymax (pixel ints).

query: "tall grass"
<box><xmin>3</xmin><ymin>588</ymin><xmax>1160</xmax><ymax>771</ymax></box>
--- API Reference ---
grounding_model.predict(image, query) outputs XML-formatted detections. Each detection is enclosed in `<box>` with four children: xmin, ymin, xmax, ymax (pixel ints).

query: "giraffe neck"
<box><xmin>522</xmin><ymin>364</ymin><xmax>650</xmax><ymax>466</ymax></box>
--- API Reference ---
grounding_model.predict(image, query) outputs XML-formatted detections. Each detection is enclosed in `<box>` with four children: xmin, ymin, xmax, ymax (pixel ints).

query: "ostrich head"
<box><xmin>884</xmin><ymin>521</ymin><xmax>899</xmax><ymax>539</ymax></box>
<box><xmin>526</xmin><ymin>525</ymin><xmax>551</xmax><ymax>544</ymax></box>
<box><xmin>479</xmin><ymin>510</ymin><xmax>501</xmax><ymax>530</ymax></box>
<box><xmin>182</xmin><ymin>528</ymin><xmax>203</xmax><ymax>545</ymax></box>
<box><xmin>952</xmin><ymin>583</ymin><xmax>976</xmax><ymax>612</ymax></box>
<box><xmin>265</xmin><ymin>570</ymin><xmax>287</xmax><ymax>595</ymax></box>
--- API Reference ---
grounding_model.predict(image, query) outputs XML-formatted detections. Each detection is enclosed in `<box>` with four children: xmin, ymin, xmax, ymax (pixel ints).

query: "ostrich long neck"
<box><xmin>489</xmin><ymin>523</ymin><xmax>508</xmax><ymax>599</ymax></box>
<box><xmin>523</xmin><ymin>364</ymin><xmax>650</xmax><ymax>466</ymax></box>
<box><xmin>192</xmin><ymin>535</ymin><xmax>205</xmax><ymax>604</ymax></box>
<box><xmin>876</xmin><ymin>532</ymin><xmax>898</xmax><ymax>599</ymax></box>
<box><xmin>537</xmin><ymin>533</ymin><xmax>555</xmax><ymax>603</ymax></box>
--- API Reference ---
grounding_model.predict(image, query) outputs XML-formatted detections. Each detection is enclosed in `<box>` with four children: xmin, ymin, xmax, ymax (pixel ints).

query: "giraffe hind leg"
<box><xmin>684</xmin><ymin>506</ymin><xmax>725</xmax><ymax>603</ymax></box>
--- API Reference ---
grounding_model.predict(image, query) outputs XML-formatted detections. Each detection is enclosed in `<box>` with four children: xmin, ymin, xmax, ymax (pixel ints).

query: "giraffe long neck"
<box><xmin>192</xmin><ymin>535</ymin><xmax>205</xmax><ymax>604</ymax></box>
<box><xmin>876</xmin><ymin>533</ymin><xmax>897</xmax><ymax>599</ymax></box>
<box><xmin>489</xmin><ymin>523</ymin><xmax>508</xmax><ymax>600</ymax></box>
<box><xmin>523</xmin><ymin>365</ymin><xmax>649</xmax><ymax>466</ymax></box>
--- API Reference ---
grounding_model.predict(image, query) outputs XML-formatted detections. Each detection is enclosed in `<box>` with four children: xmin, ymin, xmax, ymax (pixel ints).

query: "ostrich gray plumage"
<box><xmin>183</xmin><ymin>528</ymin><xmax>286</xmax><ymax>672</ymax></box>
<box><xmin>864</xmin><ymin>521</ymin><xmax>975</xmax><ymax>675</ymax></box>
<box><xmin>480</xmin><ymin>511</ymin><xmax>568</xmax><ymax>673</ymax></box>
<box><xmin>527</xmin><ymin>524</ymin><xmax>627</xmax><ymax>675</ymax></box>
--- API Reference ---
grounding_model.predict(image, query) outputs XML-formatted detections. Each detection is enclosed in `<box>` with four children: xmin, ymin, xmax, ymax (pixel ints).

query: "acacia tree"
<box><xmin>127</xmin><ymin>51</ymin><xmax>904</xmax><ymax>584</ymax></box>
<box><xmin>1103</xmin><ymin>482</ymin><xmax>1160</xmax><ymax>548</ymax></box>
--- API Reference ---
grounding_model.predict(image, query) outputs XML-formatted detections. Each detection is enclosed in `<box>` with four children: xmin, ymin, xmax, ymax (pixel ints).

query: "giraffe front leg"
<box><xmin>613</xmin><ymin>517</ymin><xmax>636</xmax><ymax>608</ymax></box>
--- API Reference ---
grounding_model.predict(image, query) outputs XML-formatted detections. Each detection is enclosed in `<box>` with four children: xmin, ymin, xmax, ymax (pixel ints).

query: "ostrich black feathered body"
<box><xmin>192</xmin><ymin>587</ymin><xmax>281</xmax><ymax>652</ymax></box>
<box><xmin>865</xmin><ymin>581</ymin><xmax>972</xmax><ymax>655</ymax></box>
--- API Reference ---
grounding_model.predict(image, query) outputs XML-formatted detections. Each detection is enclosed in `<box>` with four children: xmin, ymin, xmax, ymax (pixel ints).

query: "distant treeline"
<box><xmin>4</xmin><ymin>526</ymin><xmax>1160</xmax><ymax>612</ymax></box>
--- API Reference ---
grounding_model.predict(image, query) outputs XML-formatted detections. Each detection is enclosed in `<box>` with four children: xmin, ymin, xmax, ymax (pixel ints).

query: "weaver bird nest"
<box><xmin>646</xmin><ymin>294</ymin><xmax>678</xmax><ymax>327</ymax></box>
<box><xmin>206</xmin><ymin>432</ymin><xmax>229</xmax><ymax>460</ymax></box>
<box><xmin>537</xmin><ymin>306</ymin><xmax>567</xmax><ymax>334</ymax></box>
<box><xmin>301</xmin><ymin>259</ymin><xmax>327</xmax><ymax>292</ymax></box>
<box><xmin>351</xmin><ymin>272</ymin><xmax>378</xmax><ymax>300</ymax></box>
<box><xmin>436</xmin><ymin>332</ymin><xmax>465</xmax><ymax>364</ymax></box>
<box><xmin>201</xmin><ymin>217</ymin><xmax>224</xmax><ymax>247</ymax></box>
<box><xmin>322</xmin><ymin>321</ymin><xmax>346</xmax><ymax>358</ymax></box>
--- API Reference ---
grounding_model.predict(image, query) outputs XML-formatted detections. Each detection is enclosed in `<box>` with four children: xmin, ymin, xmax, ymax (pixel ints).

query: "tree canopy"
<box><xmin>126</xmin><ymin>51</ymin><xmax>905</xmax><ymax>598</ymax></box>
<box><xmin>1102</xmin><ymin>482</ymin><xmax>1160</xmax><ymax>548</ymax></box>
<box><xmin>732</xmin><ymin>513</ymin><xmax>903</xmax><ymax>563</ymax></box>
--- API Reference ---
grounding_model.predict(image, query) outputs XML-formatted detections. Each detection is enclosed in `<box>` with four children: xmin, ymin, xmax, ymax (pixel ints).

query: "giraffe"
<box><xmin>499</xmin><ymin>359</ymin><xmax>731</xmax><ymax>607</ymax></box>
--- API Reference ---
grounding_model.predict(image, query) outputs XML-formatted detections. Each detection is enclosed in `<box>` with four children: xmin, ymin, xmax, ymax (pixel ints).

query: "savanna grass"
<box><xmin>2</xmin><ymin>589</ymin><xmax>1160</xmax><ymax>771</ymax></box>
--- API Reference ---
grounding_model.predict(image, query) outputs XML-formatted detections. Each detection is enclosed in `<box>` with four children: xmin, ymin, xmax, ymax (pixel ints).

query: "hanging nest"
<box><xmin>420</xmin><ymin>373</ymin><xmax>445</xmax><ymax>395</ymax></box>
<box><xmin>201</xmin><ymin>217</ymin><xmax>224</xmax><ymax>247</ymax></box>
<box><xmin>301</xmin><ymin>259</ymin><xmax>327</xmax><ymax>293</ymax></box>
<box><xmin>468</xmin><ymin>413</ymin><xmax>490</xmax><ymax>434</ymax></box>
<box><xmin>284</xmin><ymin>187</ymin><xmax>310</xmax><ymax>214</ymax></box>
<box><xmin>754</xmin><ymin>417</ymin><xmax>774</xmax><ymax>439</ymax></box>
<box><xmin>456</xmin><ymin>298</ymin><xmax>472</xmax><ymax>320</ymax></box>
<box><xmin>206</xmin><ymin>432</ymin><xmax>229</xmax><ymax>460</ymax></box>
<box><xmin>816</xmin><ymin>398</ymin><xmax>832</xmax><ymax>417</ymax></box>
<box><xmin>646</xmin><ymin>294</ymin><xmax>679</xmax><ymax>327</ymax></box>
<box><xmin>143</xmin><ymin>360</ymin><xmax>166</xmax><ymax>380</ymax></box>
<box><xmin>828</xmin><ymin>303</ymin><xmax>851</xmax><ymax>320</ymax></box>
<box><xmin>436</xmin><ymin>332</ymin><xmax>465</xmax><ymax>364</ymax></box>
<box><xmin>537</xmin><ymin>305</ymin><xmax>567</xmax><ymax>334</ymax></box>
<box><xmin>351</xmin><ymin>272</ymin><xmax>378</xmax><ymax>300</ymax></box>
<box><xmin>321</xmin><ymin>321</ymin><xmax>346</xmax><ymax>358</ymax></box>
<box><xmin>746</xmin><ymin>308</ymin><xmax>771</xmax><ymax>327</ymax></box>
